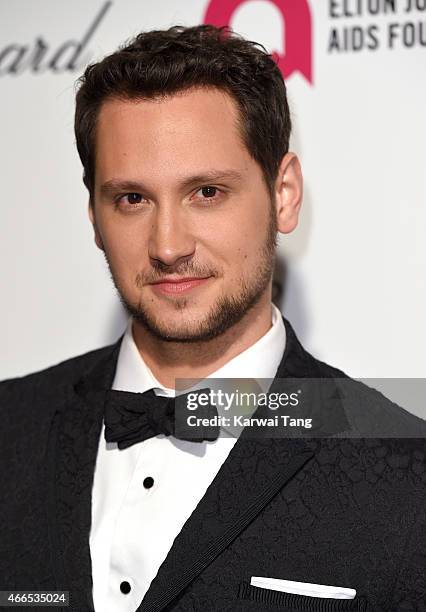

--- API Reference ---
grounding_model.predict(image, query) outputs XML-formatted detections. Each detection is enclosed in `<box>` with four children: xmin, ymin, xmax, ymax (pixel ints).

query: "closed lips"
<box><xmin>151</xmin><ymin>277</ymin><xmax>209</xmax><ymax>284</ymax></box>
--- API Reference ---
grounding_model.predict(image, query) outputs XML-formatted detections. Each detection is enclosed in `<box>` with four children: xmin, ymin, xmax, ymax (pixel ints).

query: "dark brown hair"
<box><xmin>74</xmin><ymin>24</ymin><xmax>292</xmax><ymax>203</ymax></box>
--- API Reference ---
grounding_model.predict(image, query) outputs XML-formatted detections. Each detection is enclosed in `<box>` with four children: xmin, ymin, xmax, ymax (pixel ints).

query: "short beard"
<box><xmin>105</xmin><ymin>203</ymin><xmax>278</xmax><ymax>343</ymax></box>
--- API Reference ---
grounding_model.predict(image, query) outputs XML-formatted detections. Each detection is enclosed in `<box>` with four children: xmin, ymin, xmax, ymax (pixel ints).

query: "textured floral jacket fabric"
<box><xmin>1</xmin><ymin>317</ymin><xmax>425</xmax><ymax>612</ymax></box>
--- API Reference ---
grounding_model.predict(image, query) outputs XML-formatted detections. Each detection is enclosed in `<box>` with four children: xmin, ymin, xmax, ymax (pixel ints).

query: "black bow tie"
<box><xmin>104</xmin><ymin>387</ymin><xmax>219</xmax><ymax>450</ymax></box>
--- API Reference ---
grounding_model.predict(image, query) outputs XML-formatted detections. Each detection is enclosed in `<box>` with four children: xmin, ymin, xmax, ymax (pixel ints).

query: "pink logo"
<box><xmin>203</xmin><ymin>0</ymin><xmax>312</xmax><ymax>84</ymax></box>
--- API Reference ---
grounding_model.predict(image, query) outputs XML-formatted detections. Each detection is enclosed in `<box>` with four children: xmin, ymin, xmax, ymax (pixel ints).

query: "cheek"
<box><xmin>214</xmin><ymin>238</ymin><xmax>251</xmax><ymax>281</ymax></box>
<box><xmin>99</xmin><ymin>215</ymin><xmax>145</xmax><ymax>257</ymax></box>
<box><xmin>218</xmin><ymin>214</ymin><xmax>265</xmax><ymax>265</ymax></box>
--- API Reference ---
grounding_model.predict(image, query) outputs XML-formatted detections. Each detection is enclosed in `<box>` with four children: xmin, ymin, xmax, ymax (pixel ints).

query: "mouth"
<box><xmin>149</xmin><ymin>276</ymin><xmax>212</xmax><ymax>295</ymax></box>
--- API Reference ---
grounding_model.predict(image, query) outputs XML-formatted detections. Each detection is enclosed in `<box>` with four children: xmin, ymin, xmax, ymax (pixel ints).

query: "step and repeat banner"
<box><xmin>1</xmin><ymin>0</ymin><xmax>425</xmax><ymax>379</ymax></box>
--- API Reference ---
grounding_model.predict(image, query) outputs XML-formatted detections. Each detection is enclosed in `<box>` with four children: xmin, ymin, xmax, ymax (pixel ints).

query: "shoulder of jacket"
<box><xmin>299</xmin><ymin>347</ymin><xmax>426</xmax><ymax>438</ymax></box>
<box><xmin>0</xmin><ymin>343</ymin><xmax>118</xmax><ymax>399</ymax></box>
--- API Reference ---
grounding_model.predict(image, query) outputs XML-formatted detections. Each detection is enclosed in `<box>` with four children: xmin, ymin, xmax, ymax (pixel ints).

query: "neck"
<box><xmin>131</xmin><ymin>297</ymin><xmax>273</xmax><ymax>389</ymax></box>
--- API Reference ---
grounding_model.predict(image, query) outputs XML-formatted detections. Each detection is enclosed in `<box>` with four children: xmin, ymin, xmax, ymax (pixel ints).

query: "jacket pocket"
<box><xmin>237</xmin><ymin>582</ymin><xmax>368</xmax><ymax>611</ymax></box>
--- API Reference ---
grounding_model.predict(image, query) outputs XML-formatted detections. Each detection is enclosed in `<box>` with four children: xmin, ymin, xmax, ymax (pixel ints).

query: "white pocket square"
<box><xmin>250</xmin><ymin>576</ymin><xmax>356</xmax><ymax>599</ymax></box>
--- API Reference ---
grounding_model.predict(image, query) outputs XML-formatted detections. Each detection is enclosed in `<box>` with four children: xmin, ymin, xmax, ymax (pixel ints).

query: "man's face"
<box><xmin>91</xmin><ymin>87</ymin><xmax>278</xmax><ymax>342</ymax></box>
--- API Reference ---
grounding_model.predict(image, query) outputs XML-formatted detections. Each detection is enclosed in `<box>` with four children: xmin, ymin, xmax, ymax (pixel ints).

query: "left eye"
<box><xmin>195</xmin><ymin>186</ymin><xmax>219</xmax><ymax>200</ymax></box>
<box><xmin>122</xmin><ymin>193</ymin><xmax>143</xmax><ymax>205</ymax></box>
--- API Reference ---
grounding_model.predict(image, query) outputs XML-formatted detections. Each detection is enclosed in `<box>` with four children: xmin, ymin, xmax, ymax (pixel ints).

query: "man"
<box><xmin>1</xmin><ymin>24</ymin><xmax>425</xmax><ymax>612</ymax></box>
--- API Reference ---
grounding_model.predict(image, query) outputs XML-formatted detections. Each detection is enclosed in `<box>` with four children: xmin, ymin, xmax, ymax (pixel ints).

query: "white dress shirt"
<box><xmin>90</xmin><ymin>303</ymin><xmax>286</xmax><ymax>612</ymax></box>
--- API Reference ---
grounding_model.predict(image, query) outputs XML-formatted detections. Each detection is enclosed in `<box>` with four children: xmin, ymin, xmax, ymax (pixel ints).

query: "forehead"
<box><xmin>94</xmin><ymin>87</ymin><xmax>252</xmax><ymax>182</ymax></box>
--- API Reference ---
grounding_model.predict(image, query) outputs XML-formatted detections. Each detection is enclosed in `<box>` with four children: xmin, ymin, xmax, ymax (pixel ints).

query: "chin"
<box><xmin>148</xmin><ymin>323</ymin><xmax>212</xmax><ymax>343</ymax></box>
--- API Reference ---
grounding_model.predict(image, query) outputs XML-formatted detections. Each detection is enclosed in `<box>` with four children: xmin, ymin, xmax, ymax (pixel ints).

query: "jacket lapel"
<box><xmin>136</xmin><ymin>437</ymin><xmax>314</xmax><ymax>612</ymax></box>
<box><xmin>136</xmin><ymin>318</ymin><xmax>320</xmax><ymax>612</ymax></box>
<box><xmin>47</xmin><ymin>339</ymin><xmax>123</xmax><ymax>612</ymax></box>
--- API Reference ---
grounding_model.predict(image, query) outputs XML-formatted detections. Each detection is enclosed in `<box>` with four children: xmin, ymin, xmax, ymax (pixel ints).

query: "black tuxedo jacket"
<box><xmin>1</xmin><ymin>317</ymin><xmax>425</xmax><ymax>612</ymax></box>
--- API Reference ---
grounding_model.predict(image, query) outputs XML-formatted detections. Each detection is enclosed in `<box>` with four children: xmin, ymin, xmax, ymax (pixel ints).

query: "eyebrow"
<box><xmin>99</xmin><ymin>170</ymin><xmax>244</xmax><ymax>199</ymax></box>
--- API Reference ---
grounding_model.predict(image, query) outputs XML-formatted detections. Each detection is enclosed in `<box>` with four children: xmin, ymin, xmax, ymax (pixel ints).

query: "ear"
<box><xmin>274</xmin><ymin>152</ymin><xmax>303</xmax><ymax>234</ymax></box>
<box><xmin>88</xmin><ymin>201</ymin><xmax>104</xmax><ymax>251</ymax></box>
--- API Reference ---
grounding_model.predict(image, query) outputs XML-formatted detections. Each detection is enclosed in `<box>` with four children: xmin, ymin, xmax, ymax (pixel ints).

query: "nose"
<box><xmin>148</xmin><ymin>203</ymin><xmax>196</xmax><ymax>268</ymax></box>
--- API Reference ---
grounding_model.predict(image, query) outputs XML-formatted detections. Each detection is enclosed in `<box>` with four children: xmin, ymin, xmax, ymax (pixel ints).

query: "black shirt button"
<box><xmin>143</xmin><ymin>476</ymin><xmax>154</xmax><ymax>489</ymax></box>
<box><xmin>120</xmin><ymin>581</ymin><xmax>131</xmax><ymax>594</ymax></box>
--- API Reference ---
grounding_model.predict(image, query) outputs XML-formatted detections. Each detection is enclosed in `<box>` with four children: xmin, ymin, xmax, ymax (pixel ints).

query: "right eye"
<box><xmin>118</xmin><ymin>193</ymin><xmax>144</xmax><ymax>206</ymax></box>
